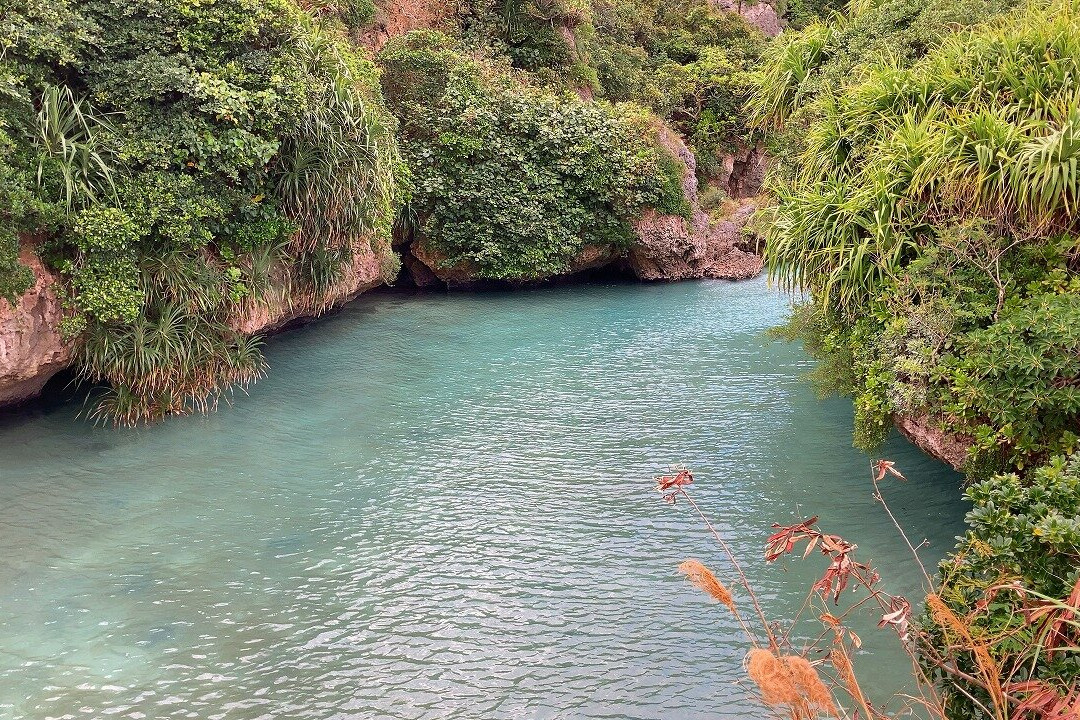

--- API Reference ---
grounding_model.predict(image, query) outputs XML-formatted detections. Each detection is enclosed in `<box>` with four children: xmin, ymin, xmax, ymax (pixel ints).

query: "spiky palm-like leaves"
<box><xmin>31</xmin><ymin>85</ymin><xmax>117</xmax><ymax>211</ymax></box>
<box><xmin>78</xmin><ymin>251</ymin><xmax>270</xmax><ymax>426</ymax></box>
<box><xmin>71</xmin><ymin>17</ymin><xmax>405</xmax><ymax>425</ymax></box>
<box><xmin>79</xmin><ymin>307</ymin><xmax>266</xmax><ymax>426</ymax></box>
<box><xmin>276</xmin><ymin>23</ymin><xmax>401</xmax><ymax>255</ymax></box>
<box><xmin>747</xmin><ymin>22</ymin><xmax>834</xmax><ymax>129</ymax></box>
<box><xmin>761</xmin><ymin>0</ymin><xmax>1080</xmax><ymax>314</ymax></box>
<box><xmin>296</xmin><ymin>241</ymin><xmax>352</xmax><ymax>309</ymax></box>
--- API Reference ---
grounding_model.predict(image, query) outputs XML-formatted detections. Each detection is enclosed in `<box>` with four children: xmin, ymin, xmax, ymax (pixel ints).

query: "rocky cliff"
<box><xmin>231</xmin><ymin>240</ymin><xmax>388</xmax><ymax>335</ymax></box>
<box><xmin>0</xmin><ymin>240</ymin><xmax>71</xmax><ymax>407</ymax></box>
<box><xmin>629</xmin><ymin>127</ymin><xmax>764</xmax><ymax>282</ymax></box>
<box><xmin>894</xmin><ymin>413</ymin><xmax>971</xmax><ymax>472</ymax></box>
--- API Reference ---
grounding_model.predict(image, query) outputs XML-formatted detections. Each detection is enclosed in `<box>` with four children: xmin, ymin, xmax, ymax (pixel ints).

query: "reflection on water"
<box><xmin>0</xmin><ymin>277</ymin><xmax>965</xmax><ymax>719</ymax></box>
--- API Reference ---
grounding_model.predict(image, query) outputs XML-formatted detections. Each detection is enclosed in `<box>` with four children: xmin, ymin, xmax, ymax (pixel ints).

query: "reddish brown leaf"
<box><xmin>656</xmin><ymin>470</ymin><xmax>694</xmax><ymax>493</ymax></box>
<box><xmin>878</xmin><ymin>597</ymin><xmax>912</xmax><ymax>636</ymax></box>
<box><xmin>1008</xmin><ymin>680</ymin><xmax>1080</xmax><ymax>720</ymax></box>
<box><xmin>873</xmin><ymin>459</ymin><xmax>907</xmax><ymax>482</ymax></box>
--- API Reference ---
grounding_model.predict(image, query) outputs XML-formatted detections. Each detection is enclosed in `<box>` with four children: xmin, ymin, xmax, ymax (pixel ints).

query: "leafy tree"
<box><xmin>381</xmin><ymin>30</ymin><xmax>687</xmax><ymax>280</ymax></box>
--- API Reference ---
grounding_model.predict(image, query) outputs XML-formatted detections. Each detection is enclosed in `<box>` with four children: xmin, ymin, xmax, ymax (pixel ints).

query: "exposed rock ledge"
<box><xmin>630</xmin><ymin>126</ymin><xmax>764</xmax><ymax>281</ymax></box>
<box><xmin>0</xmin><ymin>238</ymin><xmax>386</xmax><ymax>410</ymax></box>
<box><xmin>894</xmin><ymin>412</ymin><xmax>972</xmax><ymax>472</ymax></box>
<box><xmin>231</xmin><ymin>241</ymin><xmax>386</xmax><ymax>335</ymax></box>
<box><xmin>0</xmin><ymin>241</ymin><xmax>71</xmax><ymax>407</ymax></box>
<box><xmin>401</xmin><ymin>126</ymin><xmax>765</xmax><ymax>287</ymax></box>
<box><xmin>715</xmin><ymin>0</ymin><xmax>783</xmax><ymax>37</ymax></box>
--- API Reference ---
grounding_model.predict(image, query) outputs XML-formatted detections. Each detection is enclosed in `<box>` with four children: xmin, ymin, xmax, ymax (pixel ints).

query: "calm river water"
<box><xmin>0</xmin><ymin>277</ymin><xmax>965</xmax><ymax>719</ymax></box>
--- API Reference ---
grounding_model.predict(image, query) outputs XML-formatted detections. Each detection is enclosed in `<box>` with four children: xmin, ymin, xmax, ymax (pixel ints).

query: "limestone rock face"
<box><xmin>360</xmin><ymin>0</ymin><xmax>454</xmax><ymax>52</ymax></box>
<box><xmin>629</xmin><ymin>126</ymin><xmax>764</xmax><ymax>281</ymax></box>
<box><xmin>0</xmin><ymin>242</ymin><xmax>72</xmax><ymax>407</ymax></box>
<box><xmin>231</xmin><ymin>241</ymin><xmax>387</xmax><ymax>335</ymax></box>
<box><xmin>894</xmin><ymin>413</ymin><xmax>972</xmax><ymax>471</ymax></box>
<box><xmin>402</xmin><ymin>250</ymin><xmax>443</xmax><ymax>289</ymax></box>
<box><xmin>716</xmin><ymin>142</ymin><xmax>768</xmax><ymax>199</ymax></box>
<box><xmin>630</xmin><ymin>207</ymin><xmax>763</xmax><ymax>280</ymax></box>
<box><xmin>408</xmin><ymin>238</ymin><xmax>482</xmax><ymax>289</ymax></box>
<box><xmin>716</xmin><ymin>0</ymin><xmax>783</xmax><ymax>37</ymax></box>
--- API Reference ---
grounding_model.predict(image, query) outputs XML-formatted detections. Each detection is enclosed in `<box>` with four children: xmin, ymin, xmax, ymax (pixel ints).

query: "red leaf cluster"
<box><xmin>878</xmin><ymin>596</ymin><xmax>912</xmax><ymax>636</ymax></box>
<box><xmin>1023</xmin><ymin>576</ymin><xmax>1080</xmax><ymax>660</ymax></box>
<box><xmin>655</xmin><ymin>469</ymin><xmax>693</xmax><ymax>503</ymax></box>
<box><xmin>1008</xmin><ymin>680</ymin><xmax>1080</xmax><ymax>720</ymax></box>
<box><xmin>873</xmin><ymin>459</ymin><xmax>907</xmax><ymax>482</ymax></box>
<box><xmin>765</xmin><ymin>518</ymin><xmax>879</xmax><ymax>604</ymax></box>
<box><xmin>764</xmin><ymin>517</ymin><xmax>820</xmax><ymax>562</ymax></box>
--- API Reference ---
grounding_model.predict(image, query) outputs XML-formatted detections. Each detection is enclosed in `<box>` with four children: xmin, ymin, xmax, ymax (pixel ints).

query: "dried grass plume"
<box><xmin>746</xmin><ymin>648</ymin><xmax>838</xmax><ymax>718</ymax></box>
<box><xmin>679</xmin><ymin>559</ymin><xmax>736</xmax><ymax>612</ymax></box>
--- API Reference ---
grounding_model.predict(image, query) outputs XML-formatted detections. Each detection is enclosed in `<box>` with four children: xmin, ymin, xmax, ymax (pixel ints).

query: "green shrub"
<box><xmin>930</xmin><ymin>452</ymin><xmax>1080</xmax><ymax>716</ymax></box>
<box><xmin>781</xmin><ymin>0</ymin><xmax>846</xmax><ymax>29</ymax></box>
<box><xmin>586</xmin><ymin>0</ymin><xmax>765</xmax><ymax>167</ymax></box>
<box><xmin>751</xmin><ymin>0</ymin><xmax>1020</xmax><ymax>127</ymax></box>
<box><xmin>762</xmin><ymin>0</ymin><xmax>1080</xmax><ymax>312</ymax></box>
<box><xmin>944</xmin><ymin>281</ymin><xmax>1080</xmax><ymax>472</ymax></box>
<box><xmin>66</xmin><ymin>207</ymin><xmax>143</xmax><ymax>324</ymax></box>
<box><xmin>381</xmin><ymin>31</ymin><xmax>687</xmax><ymax>280</ymax></box>
<box><xmin>0</xmin><ymin>229</ymin><xmax>33</xmax><ymax>305</ymax></box>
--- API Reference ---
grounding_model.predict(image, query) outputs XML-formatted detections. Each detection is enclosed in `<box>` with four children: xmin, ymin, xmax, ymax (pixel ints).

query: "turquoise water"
<box><xmin>0</xmin><ymin>277</ymin><xmax>965</xmax><ymax>719</ymax></box>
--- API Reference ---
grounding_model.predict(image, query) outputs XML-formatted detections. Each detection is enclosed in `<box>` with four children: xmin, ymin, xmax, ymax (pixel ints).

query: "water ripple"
<box><xmin>0</xmin><ymin>278</ymin><xmax>966</xmax><ymax>719</ymax></box>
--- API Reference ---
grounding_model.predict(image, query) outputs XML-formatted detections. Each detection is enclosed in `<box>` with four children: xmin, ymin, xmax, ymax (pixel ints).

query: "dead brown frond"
<box><xmin>679</xmin><ymin>559</ymin><xmax>735</xmax><ymax>612</ymax></box>
<box><xmin>829</xmin><ymin>646</ymin><xmax>858</xmax><ymax>699</ymax></box>
<box><xmin>927</xmin><ymin>593</ymin><xmax>1006</xmax><ymax>719</ymax></box>
<box><xmin>785</xmin><ymin>655</ymin><xmax>839</xmax><ymax>717</ymax></box>
<box><xmin>747</xmin><ymin>648</ymin><xmax>799</xmax><ymax>707</ymax></box>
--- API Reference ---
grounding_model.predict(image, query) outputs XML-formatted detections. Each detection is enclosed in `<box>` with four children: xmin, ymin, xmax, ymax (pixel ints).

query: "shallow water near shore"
<box><xmin>0</xmin><ymin>276</ymin><xmax>965</xmax><ymax>719</ymax></box>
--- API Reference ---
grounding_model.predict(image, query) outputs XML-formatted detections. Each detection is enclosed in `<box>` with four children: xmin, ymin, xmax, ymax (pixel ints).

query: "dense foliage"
<box><xmin>452</xmin><ymin>0</ymin><xmax>767</xmax><ymax>178</ymax></box>
<box><xmin>582</xmin><ymin>0</ymin><xmax>766</xmax><ymax>172</ymax></box>
<box><xmin>932</xmin><ymin>452</ymin><xmax>1080</xmax><ymax>717</ymax></box>
<box><xmin>758</xmin><ymin>0</ymin><xmax>1080</xmax><ymax>709</ymax></box>
<box><xmin>1</xmin><ymin>0</ymin><xmax>404</xmax><ymax>423</ymax></box>
<box><xmin>380</xmin><ymin>30</ymin><xmax>688</xmax><ymax>280</ymax></box>
<box><xmin>758</xmin><ymin>0</ymin><xmax>1080</xmax><ymax>470</ymax></box>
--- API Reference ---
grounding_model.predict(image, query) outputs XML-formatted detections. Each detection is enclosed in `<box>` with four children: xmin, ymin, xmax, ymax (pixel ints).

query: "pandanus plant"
<box><xmin>275</xmin><ymin>22</ymin><xmax>401</xmax><ymax>258</ymax></box>
<box><xmin>755</xmin><ymin>0</ymin><xmax>1080</xmax><ymax>316</ymax></box>
<box><xmin>31</xmin><ymin>84</ymin><xmax>118</xmax><ymax>211</ymax></box>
